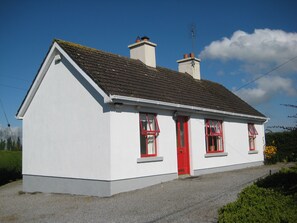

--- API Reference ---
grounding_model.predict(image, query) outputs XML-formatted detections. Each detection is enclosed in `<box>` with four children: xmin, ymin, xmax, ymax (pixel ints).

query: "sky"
<box><xmin>0</xmin><ymin>0</ymin><xmax>296</xmax><ymax>131</ymax></box>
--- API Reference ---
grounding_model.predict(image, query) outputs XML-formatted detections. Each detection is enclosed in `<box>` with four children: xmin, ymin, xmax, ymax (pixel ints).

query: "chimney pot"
<box><xmin>135</xmin><ymin>36</ymin><xmax>141</xmax><ymax>43</ymax></box>
<box><xmin>183</xmin><ymin>54</ymin><xmax>189</xmax><ymax>59</ymax></box>
<box><xmin>190</xmin><ymin>52</ymin><xmax>195</xmax><ymax>58</ymax></box>
<box><xmin>141</xmin><ymin>36</ymin><xmax>150</xmax><ymax>41</ymax></box>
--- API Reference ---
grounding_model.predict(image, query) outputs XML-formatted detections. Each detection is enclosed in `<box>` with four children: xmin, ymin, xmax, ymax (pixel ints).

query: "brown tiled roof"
<box><xmin>56</xmin><ymin>40</ymin><xmax>265</xmax><ymax>118</ymax></box>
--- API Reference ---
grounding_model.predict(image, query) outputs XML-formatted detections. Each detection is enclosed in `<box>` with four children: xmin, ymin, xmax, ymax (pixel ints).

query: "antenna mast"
<box><xmin>191</xmin><ymin>23</ymin><xmax>197</xmax><ymax>55</ymax></box>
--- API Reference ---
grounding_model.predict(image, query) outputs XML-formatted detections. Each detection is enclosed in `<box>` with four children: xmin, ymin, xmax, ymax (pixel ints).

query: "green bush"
<box><xmin>265</xmin><ymin>131</ymin><xmax>297</xmax><ymax>162</ymax></box>
<box><xmin>218</xmin><ymin>185</ymin><xmax>297</xmax><ymax>223</ymax></box>
<box><xmin>256</xmin><ymin>165</ymin><xmax>297</xmax><ymax>197</ymax></box>
<box><xmin>0</xmin><ymin>151</ymin><xmax>22</xmax><ymax>186</ymax></box>
<box><xmin>219</xmin><ymin>165</ymin><xmax>297</xmax><ymax>223</ymax></box>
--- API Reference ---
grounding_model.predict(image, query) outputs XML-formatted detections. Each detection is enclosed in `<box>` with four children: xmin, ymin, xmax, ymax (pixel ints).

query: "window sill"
<box><xmin>248</xmin><ymin>150</ymin><xmax>259</xmax><ymax>154</ymax></box>
<box><xmin>204</xmin><ymin>152</ymin><xmax>228</xmax><ymax>158</ymax></box>
<box><xmin>137</xmin><ymin>156</ymin><xmax>164</xmax><ymax>163</ymax></box>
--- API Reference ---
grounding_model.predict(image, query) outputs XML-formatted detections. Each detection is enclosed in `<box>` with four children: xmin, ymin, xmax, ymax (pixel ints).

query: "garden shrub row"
<box><xmin>265</xmin><ymin>130</ymin><xmax>297</xmax><ymax>162</ymax></box>
<box><xmin>0</xmin><ymin>151</ymin><xmax>22</xmax><ymax>186</ymax></box>
<box><xmin>218</xmin><ymin>165</ymin><xmax>297</xmax><ymax>223</ymax></box>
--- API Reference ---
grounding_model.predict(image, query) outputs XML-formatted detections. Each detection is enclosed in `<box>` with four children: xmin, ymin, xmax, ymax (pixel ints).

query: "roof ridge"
<box><xmin>55</xmin><ymin>39</ymin><xmax>153</xmax><ymax>67</ymax></box>
<box><xmin>55</xmin><ymin>39</ymin><xmax>113</xmax><ymax>55</ymax></box>
<box><xmin>55</xmin><ymin>39</ymin><xmax>199</xmax><ymax>79</ymax></box>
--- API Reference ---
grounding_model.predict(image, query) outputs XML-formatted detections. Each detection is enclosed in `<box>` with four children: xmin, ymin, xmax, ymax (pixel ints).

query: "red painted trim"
<box><xmin>176</xmin><ymin>116</ymin><xmax>190</xmax><ymax>175</ymax></box>
<box><xmin>205</xmin><ymin>119</ymin><xmax>224</xmax><ymax>153</ymax></box>
<box><xmin>139</xmin><ymin>113</ymin><xmax>159</xmax><ymax>157</ymax></box>
<box><xmin>248</xmin><ymin>123</ymin><xmax>257</xmax><ymax>151</ymax></box>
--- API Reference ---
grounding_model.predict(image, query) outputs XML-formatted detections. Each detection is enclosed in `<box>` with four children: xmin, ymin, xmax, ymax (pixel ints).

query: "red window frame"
<box><xmin>248</xmin><ymin>123</ymin><xmax>258</xmax><ymax>151</ymax></box>
<box><xmin>139</xmin><ymin>113</ymin><xmax>160</xmax><ymax>157</ymax></box>
<box><xmin>205</xmin><ymin>119</ymin><xmax>224</xmax><ymax>153</ymax></box>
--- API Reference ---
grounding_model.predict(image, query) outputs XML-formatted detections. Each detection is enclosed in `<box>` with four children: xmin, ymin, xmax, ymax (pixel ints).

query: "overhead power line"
<box><xmin>0</xmin><ymin>83</ymin><xmax>26</xmax><ymax>91</ymax></box>
<box><xmin>0</xmin><ymin>74</ymin><xmax>30</xmax><ymax>82</ymax></box>
<box><xmin>234</xmin><ymin>55</ymin><xmax>297</xmax><ymax>92</ymax></box>
<box><xmin>0</xmin><ymin>97</ymin><xmax>10</xmax><ymax>127</ymax></box>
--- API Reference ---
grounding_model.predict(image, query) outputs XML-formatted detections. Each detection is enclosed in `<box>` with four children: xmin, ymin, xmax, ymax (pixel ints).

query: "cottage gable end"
<box><xmin>16</xmin><ymin>41</ymin><xmax>111</xmax><ymax>119</ymax></box>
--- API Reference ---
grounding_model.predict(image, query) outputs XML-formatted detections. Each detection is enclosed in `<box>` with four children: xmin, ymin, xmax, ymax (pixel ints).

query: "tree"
<box><xmin>6</xmin><ymin>137</ymin><xmax>12</xmax><ymax>151</ymax></box>
<box><xmin>16</xmin><ymin>137</ymin><xmax>22</xmax><ymax>151</ymax></box>
<box><xmin>0</xmin><ymin>139</ymin><xmax>5</xmax><ymax>150</ymax></box>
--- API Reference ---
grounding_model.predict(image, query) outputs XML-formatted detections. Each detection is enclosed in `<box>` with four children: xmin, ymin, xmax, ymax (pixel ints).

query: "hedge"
<box><xmin>218</xmin><ymin>165</ymin><xmax>297</xmax><ymax>223</ymax></box>
<box><xmin>0</xmin><ymin>151</ymin><xmax>22</xmax><ymax>186</ymax></box>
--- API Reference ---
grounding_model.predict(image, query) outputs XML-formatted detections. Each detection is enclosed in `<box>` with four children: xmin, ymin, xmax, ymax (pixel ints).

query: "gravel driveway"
<box><xmin>0</xmin><ymin>163</ymin><xmax>291</xmax><ymax>223</ymax></box>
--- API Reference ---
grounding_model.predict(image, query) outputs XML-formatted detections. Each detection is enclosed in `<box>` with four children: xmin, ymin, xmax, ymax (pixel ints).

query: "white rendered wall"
<box><xmin>191</xmin><ymin>116</ymin><xmax>264</xmax><ymax>172</ymax></box>
<box><xmin>109</xmin><ymin>108</ymin><xmax>177</xmax><ymax>180</ymax></box>
<box><xmin>23</xmin><ymin>57</ymin><xmax>111</xmax><ymax>180</ymax></box>
<box><xmin>108</xmin><ymin>108</ymin><xmax>265</xmax><ymax>180</ymax></box>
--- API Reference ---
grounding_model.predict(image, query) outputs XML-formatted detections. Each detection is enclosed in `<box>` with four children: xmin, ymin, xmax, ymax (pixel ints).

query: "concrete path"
<box><xmin>0</xmin><ymin>163</ymin><xmax>291</xmax><ymax>223</ymax></box>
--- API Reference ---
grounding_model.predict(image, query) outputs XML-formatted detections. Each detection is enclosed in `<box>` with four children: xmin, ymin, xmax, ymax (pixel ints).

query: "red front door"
<box><xmin>176</xmin><ymin>116</ymin><xmax>190</xmax><ymax>175</ymax></box>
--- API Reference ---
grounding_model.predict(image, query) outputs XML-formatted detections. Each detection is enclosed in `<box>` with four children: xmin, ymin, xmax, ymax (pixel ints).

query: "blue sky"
<box><xmin>0</xmin><ymin>0</ymin><xmax>296</xmax><ymax>130</ymax></box>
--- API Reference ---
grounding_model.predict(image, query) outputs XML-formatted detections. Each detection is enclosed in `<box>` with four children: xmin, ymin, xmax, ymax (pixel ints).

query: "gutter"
<box><xmin>108</xmin><ymin>95</ymin><xmax>269</xmax><ymax>122</ymax></box>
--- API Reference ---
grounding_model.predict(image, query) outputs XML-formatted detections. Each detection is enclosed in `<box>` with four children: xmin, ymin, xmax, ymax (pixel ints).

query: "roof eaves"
<box><xmin>109</xmin><ymin>94</ymin><xmax>268</xmax><ymax>122</ymax></box>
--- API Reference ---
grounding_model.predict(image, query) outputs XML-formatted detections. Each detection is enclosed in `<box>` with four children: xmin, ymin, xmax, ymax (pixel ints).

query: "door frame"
<box><xmin>176</xmin><ymin>116</ymin><xmax>190</xmax><ymax>175</ymax></box>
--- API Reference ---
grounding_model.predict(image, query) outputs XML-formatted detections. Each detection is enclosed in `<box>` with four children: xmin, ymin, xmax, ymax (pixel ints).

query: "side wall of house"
<box><xmin>22</xmin><ymin>56</ymin><xmax>111</xmax><ymax>196</ymax></box>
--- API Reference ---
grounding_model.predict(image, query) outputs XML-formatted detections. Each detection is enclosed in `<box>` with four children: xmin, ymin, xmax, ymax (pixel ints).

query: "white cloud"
<box><xmin>200</xmin><ymin>29</ymin><xmax>297</xmax><ymax>106</ymax></box>
<box><xmin>200</xmin><ymin>29</ymin><xmax>297</xmax><ymax>64</ymax></box>
<box><xmin>235</xmin><ymin>76</ymin><xmax>297</xmax><ymax>105</ymax></box>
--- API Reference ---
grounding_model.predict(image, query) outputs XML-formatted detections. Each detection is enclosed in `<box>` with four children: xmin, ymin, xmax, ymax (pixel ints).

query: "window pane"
<box><xmin>249</xmin><ymin>136</ymin><xmax>255</xmax><ymax>150</ymax></box>
<box><xmin>206</xmin><ymin>119</ymin><xmax>224</xmax><ymax>152</ymax></box>
<box><xmin>180</xmin><ymin>119</ymin><xmax>185</xmax><ymax>147</ymax></box>
<box><xmin>140</xmin><ymin>114</ymin><xmax>148</xmax><ymax>132</ymax></box>
<box><xmin>216</xmin><ymin>136</ymin><xmax>222</xmax><ymax>151</ymax></box>
<box><xmin>208</xmin><ymin>136</ymin><xmax>215</xmax><ymax>152</ymax></box>
<box><xmin>140</xmin><ymin>134</ymin><xmax>146</xmax><ymax>155</ymax></box>
<box><xmin>209</xmin><ymin>120</ymin><xmax>221</xmax><ymax>135</ymax></box>
<box><xmin>147</xmin><ymin>135</ymin><xmax>156</xmax><ymax>155</ymax></box>
<box><xmin>147</xmin><ymin>114</ymin><xmax>155</xmax><ymax>131</ymax></box>
<box><xmin>139</xmin><ymin>113</ymin><xmax>158</xmax><ymax>157</ymax></box>
<box><xmin>210</xmin><ymin>120</ymin><xmax>216</xmax><ymax>134</ymax></box>
<box><xmin>248</xmin><ymin>124</ymin><xmax>258</xmax><ymax>136</ymax></box>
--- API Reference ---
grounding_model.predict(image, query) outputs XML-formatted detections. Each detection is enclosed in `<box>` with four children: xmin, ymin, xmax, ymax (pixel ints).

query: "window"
<box><xmin>248</xmin><ymin>123</ymin><xmax>258</xmax><ymax>151</ymax></box>
<box><xmin>205</xmin><ymin>119</ymin><xmax>224</xmax><ymax>153</ymax></box>
<box><xmin>139</xmin><ymin>113</ymin><xmax>160</xmax><ymax>157</ymax></box>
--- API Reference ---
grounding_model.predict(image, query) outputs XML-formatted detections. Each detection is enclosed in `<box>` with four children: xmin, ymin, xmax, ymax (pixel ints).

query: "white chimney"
<box><xmin>128</xmin><ymin>36</ymin><xmax>157</xmax><ymax>68</ymax></box>
<box><xmin>177</xmin><ymin>53</ymin><xmax>201</xmax><ymax>80</ymax></box>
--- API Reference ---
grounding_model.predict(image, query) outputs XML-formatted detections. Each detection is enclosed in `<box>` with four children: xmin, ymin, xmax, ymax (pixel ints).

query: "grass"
<box><xmin>0</xmin><ymin>150</ymin><xmax>22</xmax><ymax>186</ymax></box>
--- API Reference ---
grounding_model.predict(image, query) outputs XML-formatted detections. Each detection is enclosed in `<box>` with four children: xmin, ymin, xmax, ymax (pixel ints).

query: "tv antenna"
<box><xmin>190</xmin><ymin>23</ymin><xmax>197</xmax><ymax>55</ymax></box>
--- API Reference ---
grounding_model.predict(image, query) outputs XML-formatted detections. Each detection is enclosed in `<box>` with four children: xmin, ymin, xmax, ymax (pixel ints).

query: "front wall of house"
<box><xmin>191</xmin><ymin>117</ymin><xmax>264</xmax><ymax>173</ymax></box>
<box><xmin>23</xmin><ymin>57</ymin><xmax>111</xmax><ymax>180</ymax></box>
<box><xmin>109</xmin><ymin>108</ymin><xmax>265</xmax><ymax>182</ymax></box>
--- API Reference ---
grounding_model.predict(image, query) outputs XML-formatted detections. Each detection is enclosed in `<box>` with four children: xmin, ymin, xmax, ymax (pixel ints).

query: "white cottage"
<box><xmin>16</xmin><ymin>37</ymin><xmax>267</xmax><ymax>196</ymax></box>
